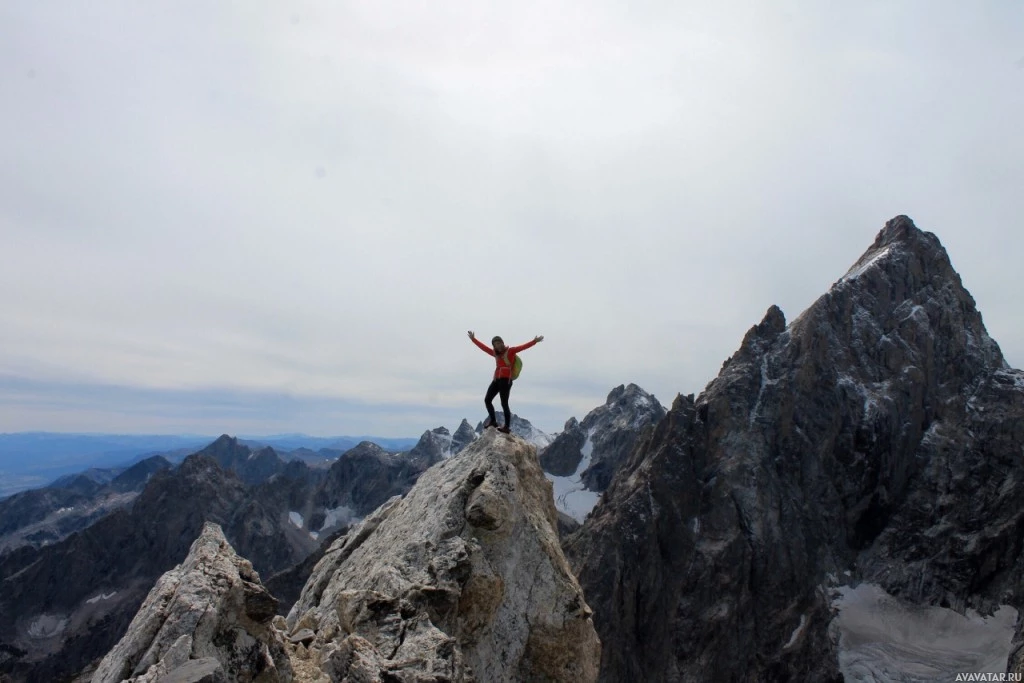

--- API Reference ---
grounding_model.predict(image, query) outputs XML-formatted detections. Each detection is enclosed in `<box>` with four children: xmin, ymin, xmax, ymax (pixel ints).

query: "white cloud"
<box><xmin>1</xmin><ymin>1</ymin><xmax>1022</xmax><ymax>435</ymax></box>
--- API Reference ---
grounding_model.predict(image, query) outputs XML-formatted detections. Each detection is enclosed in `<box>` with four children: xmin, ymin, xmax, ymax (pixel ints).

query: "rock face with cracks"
<box><xmin>92</xmin><ymin>522</ymin><xmax>291</xmax><ymax>683</ymax></box>
<box><xmin>566</xmin><ymin>216</ymin><xmax>1024</xmax><ymax>681</ymax></box>
<box><xmin>286</xmin><ymin>429</ymin><xmax>600</xmax><ymax>682</ymax></box>
<box><xmin>540</xmin><ymin>384</ymin><xmax>665</xmax><ymax>491</ymax></box>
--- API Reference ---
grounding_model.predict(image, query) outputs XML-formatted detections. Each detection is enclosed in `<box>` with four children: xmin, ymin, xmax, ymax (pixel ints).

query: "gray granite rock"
<box><xmin>92</xmin><ymin>523</ymin><xmax>291</xmax><ymax>683</ymax></box>
<box><xmin>287</xmin><ymin>429</ymin><xmax>600</xmax><ymax>682</ymax></box>
<box><xmin>154</xmin><ymin>657</ymin><xmax>224</xmax><ymax>683</ymax></box>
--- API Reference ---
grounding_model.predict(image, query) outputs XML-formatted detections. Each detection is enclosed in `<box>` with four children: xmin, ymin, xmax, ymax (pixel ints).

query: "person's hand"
<box><xmin>534</xmin><ymin>335</ymin><xmax>544</xmax><ymax>343</ymax></box>
<box><xmin>468</xmin><ymin>330</ymin><xmax>475</xmax><ymax>340</ymax></box>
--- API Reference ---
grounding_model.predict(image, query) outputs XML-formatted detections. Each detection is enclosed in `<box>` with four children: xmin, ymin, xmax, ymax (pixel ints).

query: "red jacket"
<box><xmin>472</xmin><ymin>337</ymin><xmax>537</xmax><ymax>380</ymax></box>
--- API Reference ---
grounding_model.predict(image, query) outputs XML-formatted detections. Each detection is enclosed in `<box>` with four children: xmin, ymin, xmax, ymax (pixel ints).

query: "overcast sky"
<box><xmin>1</xmin><ymin>1</ymin><xmax>1021</xmax><ymax>437</ymax></box>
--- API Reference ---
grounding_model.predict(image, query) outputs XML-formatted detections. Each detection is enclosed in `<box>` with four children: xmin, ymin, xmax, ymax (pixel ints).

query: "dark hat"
<box><xmin>491</xmin><ymin>336</ymin><xmax>504</xmax><ymax>344</ymax></box>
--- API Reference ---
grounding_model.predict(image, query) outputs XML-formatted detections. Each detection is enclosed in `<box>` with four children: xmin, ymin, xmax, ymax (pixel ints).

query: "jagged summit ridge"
<box><xmin>740</xmin><ymin>213</ymin><xmax>1004</xmax><ymax>391</ymax></box>
<box><xmin>836</xmin><ymin>215</ymin><xmax>957</xmax><ymax>291</ymax></box>
<box><xmin>567</xmin><ymin>216</ymin><xmax>1024</xmax><ymax>681</ymax></box>
<box><xmin>286</xmin><ymin>429</ymin><xmax>600</xmax><ymax>681</ymax></box>
<box><xmin>875</xmin><ymin>213</ymin><xmax>934</xmax><ymax>247</ymax></box>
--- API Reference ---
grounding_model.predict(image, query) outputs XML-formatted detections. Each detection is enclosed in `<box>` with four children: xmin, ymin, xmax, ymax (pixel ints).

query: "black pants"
<box><xmin>484</xmin><ymin>378</ymin><xmax>512</xmax><ymax>428</ymax></box>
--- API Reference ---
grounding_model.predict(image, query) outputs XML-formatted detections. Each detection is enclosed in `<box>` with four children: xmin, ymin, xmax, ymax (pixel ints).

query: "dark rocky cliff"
<box><xmin>566</xmin><ymin>216</ymin><xmax>1024</xmax><ymax>681</ymax></box>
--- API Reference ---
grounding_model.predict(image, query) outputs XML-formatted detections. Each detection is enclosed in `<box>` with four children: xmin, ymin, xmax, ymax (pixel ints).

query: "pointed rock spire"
<box><xmin>92</xmin><ymin>522</ymin><xmax>290</xmax><ymax>683</ymax></box>
<box><xmin>566</xmin><ymin>216</ymin><xmax>1022</xmax><ymax>681</ymax></box>
<box><xmin>407</xmin><ymin>426</ymin><xmax>453</xmax><ymax>467</ymax></box>
<box><xmin>451</xmin><ymin>418</ymin><xmax>478</xmax><ymax>455</ymax></box>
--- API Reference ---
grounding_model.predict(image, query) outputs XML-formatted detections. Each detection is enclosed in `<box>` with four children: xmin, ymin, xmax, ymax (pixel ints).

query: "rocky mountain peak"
<box><xmin>836</xmin><ymin>216</ymin><xmax>973</xmax><ymax>303</ymax></box>
<box><xmin>738</xmin><ymin>304</ymin><xmax>787</xmax><ymax>358</ymax></box>
<box><xmin>841</xmin><ymin>215</ymin><xmax>944</xmax><ymax>276</ymax></box>
<box><xmin>174</xmin><ymin>452</ymin><xmax>231</xmax><ymax>482</ymax></box>
<box><xmin>311</xmin><ymin>440</ymin><xmax>422</xmax><ymax>530</ymax></box>
<box><xmin>92</xmin><ymin>522</ymin><xmax>290</xmax><ymax>683</ymax></box>
<box><xmin>605</xmin><ymin>382</ymin><xmax>647</xmax><ymax>404</ymax></box>
<box><xmin>451</xmin><ymin>418</ymin><xmax>478</xmax><ymax>455</ymax></box>
<box><xmin>285</xmin><ymin>429</ymin><xmax>601</xmax><ymax>681</ymax></box>
<box><xmin>808</xmin><ymin>217</ymin><xmax>1002</xmax><ymax>382</ymax></box>
<box><xmin>202</xmin><ymin>433</ymin><xmax>240</xmax><ymax>455</ymax></box>
<box><xmin>189</xmin><ymin>435</ymin><xmax>289</xmax><ymax>486</ymax></box>
<box><xmin>541</xmin><ymin>383</ymin><xmax>665</xmax><ymax>497</ymax></box>
<box><xmin>567</xmin><ymin>216</ymin><xmax>1024</xmax><ymax>681</ymax></box>
<box><xmin>407</xmin><ymin>426</ymin><xmax>453</xmax><ymax>467</ymax></box>
<box><xmin>341</xmin><ymin>440</ymin><xmax>388</xmax><ymax>459</ymax></box>
<box><xmin>874</xmin><ymin>213</ymin><xmax>930</xmax><ymax>248</ymax></box>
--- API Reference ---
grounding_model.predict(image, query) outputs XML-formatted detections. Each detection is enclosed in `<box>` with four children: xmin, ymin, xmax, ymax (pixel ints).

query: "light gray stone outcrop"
<box><xmin>92</xmin><ymin>522</ymin><xmax>291</xmax><ymax>683</ymax></box>
<box><xmin>286</xmin><ymin>429</ymin><xmax>600</xmax><ymax>682</ymax></box>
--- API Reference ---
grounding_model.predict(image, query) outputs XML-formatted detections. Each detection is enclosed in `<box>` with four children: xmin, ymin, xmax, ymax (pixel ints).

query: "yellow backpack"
<box><xmin>503</xmin><ymin>352</ymin><xmax>523</xmax><ymax>381</ymax></box>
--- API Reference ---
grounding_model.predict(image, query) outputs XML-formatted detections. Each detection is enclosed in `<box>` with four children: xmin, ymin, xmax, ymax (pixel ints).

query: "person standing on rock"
<box><xmin>468</xmin><ymin>331</ymin><xmax>543</xmax><ymax>434</ymax></box>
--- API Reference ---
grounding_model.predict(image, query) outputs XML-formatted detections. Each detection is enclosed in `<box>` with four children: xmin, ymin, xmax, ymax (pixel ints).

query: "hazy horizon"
<box><xmin>0</xmin><ymin>429</ymin><xmax>423</xmax><ymax>439</ymax></box>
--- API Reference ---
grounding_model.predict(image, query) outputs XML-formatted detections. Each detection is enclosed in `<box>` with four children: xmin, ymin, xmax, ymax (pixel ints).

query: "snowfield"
<box><xmin>831</xmin><ymin>583</ymin><xmax>1016</xmax><ymax>682</ymax></box>
<box><xmin>544</xmin><ymin>429</ymin><xmax>600</xmax><ymax>522</ymax></box>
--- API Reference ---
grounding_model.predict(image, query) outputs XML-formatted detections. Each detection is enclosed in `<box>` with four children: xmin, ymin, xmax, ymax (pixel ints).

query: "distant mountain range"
<box><xmin>0</xmin><ymin>434</ymin><xmax>212</xmax><ymax>497</ymax></box>
<box><xmin>238</xmin><ymin>434</ymin><xmax>419</xmax><ymax>453</ymax></box>
<box><xmin>0</xmin><ymin>432</ymin><xmax>420</xmax><ymax>499</ymax></box>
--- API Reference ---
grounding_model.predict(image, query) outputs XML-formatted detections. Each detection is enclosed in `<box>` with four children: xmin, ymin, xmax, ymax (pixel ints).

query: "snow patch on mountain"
<box><xmin>784</xmin><ymin>614</ymin><xmax>808</xmax><ymax>651</ymax></box>
<box><xmin>520</xmin><ymin>423</ymin><xmax>555</xmax><ymax>449</ymax></box>
<box><xmin>994</xmin><ymin>368</ymin><xmax>1024</xmax><ymax>391</ymax></box>
<box><xmin>289</xmin><ymin>511</ymin><xmax>304</xmax><ymax>528</ymax></box>
<box><xmin>750</xmin><ymin>355</ymin><xmax>780</xmax><ymax>426</ymax></box>
<box><xmin>27</xmin><ymin>614</ymin><xmax>68</xmax><ymax>639</ymax></box>
<box><xmin>437</xmin><ymin>430</ymin><xmax>454</xmax><ymax>459</ymax></box>
<box><xmin>831</xmin><ymin>583</ymin><xmax>1016</xmax><ymax>681</ymax></box>
<box><xmin>843</xmin><ymin>244</ymin><xmax>894</xmax><ymax>281</ymax></box>
<box><xmin>545</xmin><ymin>429</ymin><xmax>600</xmax><ymax>522</ymax></box>
<box><xmin>321</xmin><ymin>504</ymin><xmax>358</xmax><ymax>530</ymax></box>
<box><xmin>86</xmin><ymin>592</ymin><xmax>118</xmax><ymax>605</ymax></box>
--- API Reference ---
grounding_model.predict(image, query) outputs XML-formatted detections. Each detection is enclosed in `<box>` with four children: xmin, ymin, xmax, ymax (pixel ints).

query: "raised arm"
<box><xmin>468</xmin><ymin>330</ymin><xmax>495</xmax><ymax>356</ymax></box>
<box><xmin>510</xmin><ymin>335</ymin><xmax>544</xmax><ymax>353</ymax></box>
